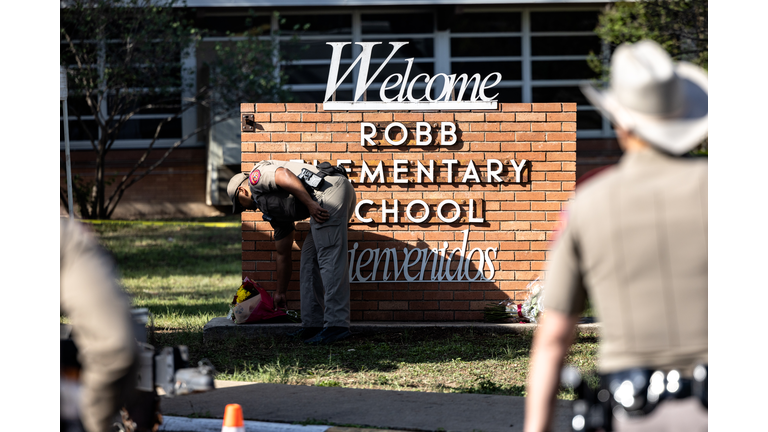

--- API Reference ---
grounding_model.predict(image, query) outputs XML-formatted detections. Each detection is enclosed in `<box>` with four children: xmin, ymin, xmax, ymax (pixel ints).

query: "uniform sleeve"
<box><xmin>248</xmin><ymin>163</ymin><xmax>279</xmax><ymax>195</ymax></box>
<box><xmin>543</xmin><ymin>207</ymin><xmax>588</xmax><ymax>317</ymax></box>
<box><xmin>271</xmin><ymin>221</ymin><xmax>295</xmax><ymax>241</ymax></box>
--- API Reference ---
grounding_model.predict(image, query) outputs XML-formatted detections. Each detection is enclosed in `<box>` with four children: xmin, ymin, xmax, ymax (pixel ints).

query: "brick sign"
<box><xmin>240</xmin><ymin>102</ymin><xmax>575</xmax><ymax>321</ymax></box>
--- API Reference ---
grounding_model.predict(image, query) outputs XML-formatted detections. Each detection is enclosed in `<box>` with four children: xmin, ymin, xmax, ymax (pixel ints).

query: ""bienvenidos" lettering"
<box><xmin>348</xmin><ymin>229</ymin><xmax>497</xmax><ymax>283</ymax></box>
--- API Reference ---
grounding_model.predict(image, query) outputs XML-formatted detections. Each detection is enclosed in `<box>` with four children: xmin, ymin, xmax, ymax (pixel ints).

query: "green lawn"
<box><xmin>90</xmin><ymin>218</ymin><xmax>241</xmax><ymax>330</ymax></box>
<box><xmin>78</xmin><ymin>218</ymin><xmax>599</xmax><ymax>399</ymax></box>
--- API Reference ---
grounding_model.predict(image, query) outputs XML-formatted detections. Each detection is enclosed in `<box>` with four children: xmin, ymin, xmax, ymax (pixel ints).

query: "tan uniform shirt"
<box><xmin>60</xmin><ymin>220</ymin><xmax>137</xmax><ymax>432</ymax></box>
<box><xmin>247</xmin><ymin>160</ymin><xmax>322</xmax><ymax>240</ymax></box>
<box><xmin>544</xmin><ymin>147</ymin><xmax>707</xmax><ymax>374</ymax></box>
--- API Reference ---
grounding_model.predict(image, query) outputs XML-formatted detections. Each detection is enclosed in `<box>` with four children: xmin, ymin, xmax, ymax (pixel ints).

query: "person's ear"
<box><xmin>614</xmin><ymin>126</ymin><xmax>630</xmax><ymax>150</ymax></box>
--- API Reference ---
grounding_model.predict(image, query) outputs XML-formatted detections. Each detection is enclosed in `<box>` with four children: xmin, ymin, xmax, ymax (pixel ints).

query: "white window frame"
<box><xmin>451</xmin><ymin>5</ymin><xmax>612</xmax><ymax>138</ymax></box>
<box><xmin>275</xmin><ymin>5</ymin><xmax>612</xmax><ymax>138</ymax></box>
<box><xmin>278</xmin><ymin>8</ymin><xmax>438</xmax><ymax>99</ymax></box>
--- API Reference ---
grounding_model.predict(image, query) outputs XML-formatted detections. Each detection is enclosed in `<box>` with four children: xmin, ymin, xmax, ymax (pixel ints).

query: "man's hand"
<box><xmin>308</xmin><ymin>201</ymin><xmax>330</xmax><ymax>224</ymax></box>
<box><xmin>273</xmin><ymin>292</ymin><xmax>287</xmax><ymax>309</ymax></box>
<box><xmin>274</xmin><ymin>167</ymin><xmax>330</xmax><ymax>223</ymax></box>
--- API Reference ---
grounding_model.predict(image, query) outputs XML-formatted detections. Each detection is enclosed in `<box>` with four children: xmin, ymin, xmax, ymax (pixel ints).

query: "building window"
<box><xmin>278</xmin><ymin>7</ymin><xmax>609</xmax><ymax>138</ymax></box>
<box><xmin>60</xmin><ymin>38</ymin><xmax>193</xmax><ymax>151</ymax></box>
<box><xmin>276</xmin><ymin>12</ymin><xmax>355</xmax><ymax>103</ymax></box>
<box><xmin>529</xmin><ymin>10</ymin><xmax>605</xmax><ymax>137</ymax></box>
<box><xmin>449</xmin><ymin>11</ymin><xmax>523</xmax><ymax>105</ymax></box>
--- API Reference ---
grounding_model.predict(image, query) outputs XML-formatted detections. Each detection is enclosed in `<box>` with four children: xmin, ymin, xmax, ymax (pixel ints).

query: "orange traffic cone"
<box><xmin>222</xmin><ymin>404</ymin><xmax>245</xmax><ymax>432</ymax></box>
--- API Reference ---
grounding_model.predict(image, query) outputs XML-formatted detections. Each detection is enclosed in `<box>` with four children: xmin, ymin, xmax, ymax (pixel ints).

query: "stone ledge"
<box><xmin>202</xmin><ymin>317</ymin><xmax>600</xmax><ymax>341</ymax></box>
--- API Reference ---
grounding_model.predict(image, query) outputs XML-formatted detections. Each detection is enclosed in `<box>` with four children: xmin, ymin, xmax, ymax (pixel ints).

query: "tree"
<box><xmin>588</xmin><ymin>0</ymin><xmax>707</xmax><ymax>75</ymax></box>
<box><xmin>587</xmin><ymin>0</ymin><xmax>708</xmax><ymax>153</ymax></box>
<box><xmin>60</xmin><ymin>0</ymin><xmax>292</xmax><ymax>219</ymax></box>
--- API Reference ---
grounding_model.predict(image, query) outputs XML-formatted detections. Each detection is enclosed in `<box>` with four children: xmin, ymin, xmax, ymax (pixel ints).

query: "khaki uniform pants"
<box><xmin>300</xmin><ymin>177</ymin><xmax>356</xmax><ymax>328</ymax></box>
<box><xmin>614</xmin><ymin>398</ymin><xmax>707</xmax><ymax>432</ymax></box>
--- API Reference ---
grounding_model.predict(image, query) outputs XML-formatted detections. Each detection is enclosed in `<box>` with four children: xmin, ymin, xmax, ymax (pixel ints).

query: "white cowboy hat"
<box><xmin>580</xmin><ymin>40</ymin><xmax>708</xmax><ymax>155</ymax></box>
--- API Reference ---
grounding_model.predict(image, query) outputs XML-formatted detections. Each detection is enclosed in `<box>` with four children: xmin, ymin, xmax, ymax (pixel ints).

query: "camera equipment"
<box><xmin>135</xmin><ymin>342</ymin><xmax>215</xmax><ymax>397</ymax></box>
<box><xmin>61</xmin><ymin>309</ymin><xmax>216</xmax><ymax>432</ymax></box>
<box><xmin>118</xmin><ymin>343</ymin><xmax>214</xmax><ymax>432</ymax></box>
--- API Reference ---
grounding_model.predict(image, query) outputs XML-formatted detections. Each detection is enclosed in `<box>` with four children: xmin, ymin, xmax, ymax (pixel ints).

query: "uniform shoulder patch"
<box><xmin>249</xmin><ymin>169</ymin><xmax>261</xmax><ymax>185</ymax></box>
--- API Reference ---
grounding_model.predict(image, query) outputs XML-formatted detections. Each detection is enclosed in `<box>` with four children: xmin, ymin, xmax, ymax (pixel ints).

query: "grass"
<box><xmin>68</xmin><ymin>218</ymin><xmax>599</xmax><ymax>400</ymax></box>
<box><xmin>87</xmin><ymin>217</ymin><xmax>241</xmax><ymax>329</ymax></box>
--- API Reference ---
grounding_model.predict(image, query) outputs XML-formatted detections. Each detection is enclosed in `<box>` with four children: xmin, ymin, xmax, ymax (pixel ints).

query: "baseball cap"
<box><xmin>227</xmin><ymin>173</ymin><xmax>249</xmax><ymax>213</ymax></box>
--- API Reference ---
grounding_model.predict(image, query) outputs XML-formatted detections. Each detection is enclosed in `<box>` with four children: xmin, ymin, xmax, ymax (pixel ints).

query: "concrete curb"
<box><xmin>203</xmin><ymin>317</ymin><xmax>600</xmax><ymax>341</ymax></box>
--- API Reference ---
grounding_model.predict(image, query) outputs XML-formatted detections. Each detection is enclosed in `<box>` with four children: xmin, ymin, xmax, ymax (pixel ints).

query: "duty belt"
<box><xmin>298</xmin><ymin>161</ymin><xmax>349</xmax><ymax>193</ymax></box>
<box><xmin>562</xmin><ymin>364</ymin><xmax>708</xmax><ymax>431</ymax></box>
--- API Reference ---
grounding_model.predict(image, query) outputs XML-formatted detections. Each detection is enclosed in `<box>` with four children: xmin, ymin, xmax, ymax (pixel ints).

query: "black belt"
<box><xmin>600</xmin><ymin>365</ymin><xmax>708</xmax><ymax>417</ymax></box>
<box><xmin>566</xmin><ymin>364</ymin><xmax>707</xmax><ymax>431</ymax></box>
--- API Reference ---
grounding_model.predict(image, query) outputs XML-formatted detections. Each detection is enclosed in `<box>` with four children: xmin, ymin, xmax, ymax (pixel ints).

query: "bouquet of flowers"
<box><xmin>520</xmin><ymin>278</ymin><xmax>545</xmax><ymax>323</ymax></box>
<box><xmin>226</xmin><ymin>277</ymin><xmax>300</xmax><ymax>324</ymax></box>
<box><xmin>227</xmin><ymin>278</ymin><xmax>263</xmax><ymax>323</ymax></box>
<box><xmin>483</xmin><ymin>299</ymin><xmax>522</xmax><ymax>323</ymax></box>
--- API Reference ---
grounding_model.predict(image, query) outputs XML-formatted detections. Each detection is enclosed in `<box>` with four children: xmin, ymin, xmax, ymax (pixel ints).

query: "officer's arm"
<box><xmin>274</xmin><ymin>167</ymin><xmax>329</xmax><ymax>223</ymax></box>
<box><xmin>274</xmin><ymin>233</ymin><xmax>293</xmax><ymax>308</ymax></box>
<box><xmin>524</xmin><ymin>310</ymin><xmax>580</xmax><ymax>432</ymax></box>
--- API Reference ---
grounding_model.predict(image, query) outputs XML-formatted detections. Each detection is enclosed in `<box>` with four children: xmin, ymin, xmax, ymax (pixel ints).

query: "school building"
<box><xmin>60</xmin><ymin>0</ymin><xmax>619</xmax><ymax>219</ymax></box>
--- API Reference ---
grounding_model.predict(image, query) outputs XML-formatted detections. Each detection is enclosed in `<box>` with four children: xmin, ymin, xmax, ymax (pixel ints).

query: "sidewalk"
<box><xmin>159</xmin><ymin>380</ymin><xmax>575</xmax><ymax>432</ymax></box>
<box><xmin>164</xmin><ymin>320</ymin><xmax>597</xmax><ymax>431</ymax></box>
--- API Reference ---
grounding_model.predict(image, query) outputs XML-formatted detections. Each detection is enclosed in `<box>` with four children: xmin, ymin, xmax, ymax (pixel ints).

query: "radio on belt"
<box><xmin>299</xmin><ymin>168</ymin><xmax>324</xmax><ymax>189</ymax></box>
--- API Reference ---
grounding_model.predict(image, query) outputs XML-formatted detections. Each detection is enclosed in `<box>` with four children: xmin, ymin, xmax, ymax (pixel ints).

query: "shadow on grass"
<box><xmin>156</xmin><ymin>328</ymin><xmax>537</xmax><ymax>374</ymax></box>
<box><xmin>129</xmin><ymin>290</ymin><xmax>234</xmax><ymax>323</ymax></box>
<box><xmin>131</xmin><ymin>289</ymin><xmax>234</xmax><ymax>301</ymax></box>
<box><xmin>458</xmin><ymin>381</ymin><xmax>527</xmax><ymax>397</ymax></box>
<box><xmin>93</xmin><ymin>223</ymin><xmax>242</xmax><ymax>276</ymax></box>
<box><xmin>141</xmin><ymin>304</ymin><xmax>231</xmax><ymax>319</ymax></box>
<box><xmin>149</xmin><ymin>326</ymin><xmax>598</xmax><ymax>396</ymax></box>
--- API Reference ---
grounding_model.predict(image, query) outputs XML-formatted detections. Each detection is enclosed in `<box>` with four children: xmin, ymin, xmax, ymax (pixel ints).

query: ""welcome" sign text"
<box><xmin>323</xmin><ymin>42</ymin><xmax>502</xmax><ymax>111</ymax></box>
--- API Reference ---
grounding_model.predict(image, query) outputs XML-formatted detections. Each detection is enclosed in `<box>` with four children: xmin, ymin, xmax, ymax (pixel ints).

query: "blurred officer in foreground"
<box><xmin>227</xmin><ymin>160</ymin><xmax>356</xmax><ymax>345</ymax></box>
<box><xmin>61</xmin><ymin>219</ymin><xmax>138</xmax><ymax>432</ymax></box>
<box><xmin>524</xmin><ymin>40</ymin><xmax>708</xmax><ymax>432</ymax></box>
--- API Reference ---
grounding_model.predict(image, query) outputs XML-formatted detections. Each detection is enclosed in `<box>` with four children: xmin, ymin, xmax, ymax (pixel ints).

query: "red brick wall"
<box><xmin>59</xmin><ymin>148</ymin><xmax>218</xmax><ymax>219</ymax></box>
<box><xmin>240</xmin><ymin>102</ymin><xmax>576</xmax><ymax>321</ymax></box>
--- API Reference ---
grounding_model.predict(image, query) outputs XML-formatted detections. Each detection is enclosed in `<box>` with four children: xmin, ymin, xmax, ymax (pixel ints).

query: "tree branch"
<box><xmin>103</xmin><ymin>116</ymin><xmax>230</xmax><ymax>218</ymax></box>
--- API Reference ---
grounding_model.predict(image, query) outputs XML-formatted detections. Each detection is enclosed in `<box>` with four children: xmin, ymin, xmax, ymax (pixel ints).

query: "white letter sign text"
<box><xmin>324</xmin><ymin>42</ymin><xmax>500</xmax><ymax>111</ymax></box>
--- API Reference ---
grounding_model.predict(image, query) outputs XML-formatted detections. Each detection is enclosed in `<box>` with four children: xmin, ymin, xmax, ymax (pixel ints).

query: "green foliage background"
<box><xmin>587</xmin><ymin>0</ymin><xmax>708</xmax><ymax>155</ymax></box>
<box><xmin>587</xmin><ymin>0</ymin><xmax>708</xmax><ymax>83</ymax></box>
